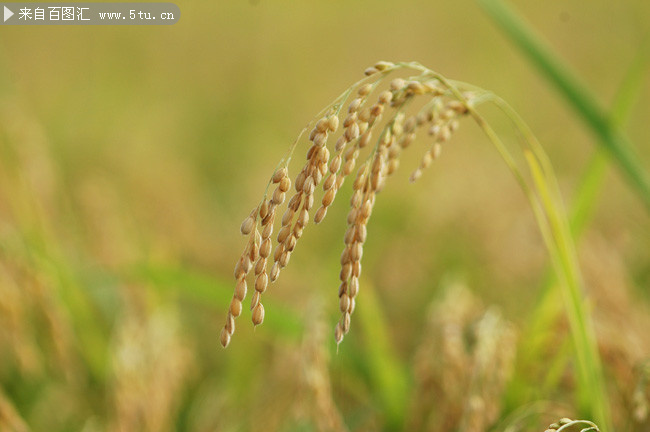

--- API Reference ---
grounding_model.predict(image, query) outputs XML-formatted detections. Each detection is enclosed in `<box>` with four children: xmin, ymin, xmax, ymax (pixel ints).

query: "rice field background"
<box><xmin>1</xmin><ymin>0</ymin><xmax>649</xmax><ymax>431</ymax></box>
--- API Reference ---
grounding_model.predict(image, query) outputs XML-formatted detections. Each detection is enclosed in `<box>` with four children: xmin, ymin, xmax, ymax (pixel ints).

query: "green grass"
<box><xmin>130</xmin><ymin>261</ymin><xmax>304</xmax><ymax>342</ymax></box>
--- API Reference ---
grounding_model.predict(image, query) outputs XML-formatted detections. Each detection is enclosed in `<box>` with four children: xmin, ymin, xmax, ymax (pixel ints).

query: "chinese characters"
<box><xmin>18</xmin><ymin>6</ymin><xmax>89</xmax><ymax>21</ymax></box>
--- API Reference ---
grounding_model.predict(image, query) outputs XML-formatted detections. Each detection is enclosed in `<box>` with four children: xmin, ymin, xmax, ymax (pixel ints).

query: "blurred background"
<box><xmin>0</xmin><ymin>0</ymin><xmax>649</xmax><ymax>431</ymax></box>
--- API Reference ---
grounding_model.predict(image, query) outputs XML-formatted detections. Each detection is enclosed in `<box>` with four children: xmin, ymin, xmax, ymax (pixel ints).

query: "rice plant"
<box><xmin>221</xmin><ymin>60</ymin><xmax>611</xmax><ymax>429</ymax></box>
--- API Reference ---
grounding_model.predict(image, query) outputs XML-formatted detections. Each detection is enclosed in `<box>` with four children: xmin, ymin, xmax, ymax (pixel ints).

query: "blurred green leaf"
<box><xmin>354</xmin><ymin>279</ymin><xmax>410</xmax><ymax>431</ymax></box>
<box><xmin>478</xmin><ymin>0</ymin><xmax>650</xmax><ymax>212</ymax></box>
<box><xmin>128</xmin><ymin>262</ymin><xmax>304</xmax><ymax>342</ymax></box>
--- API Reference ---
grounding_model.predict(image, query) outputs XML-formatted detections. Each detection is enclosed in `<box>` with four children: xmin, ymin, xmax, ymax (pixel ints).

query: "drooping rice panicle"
<box><xmin>221</xmin><ymin>61</ymin><xmax>487</xmax><ymax>347</ymax></box>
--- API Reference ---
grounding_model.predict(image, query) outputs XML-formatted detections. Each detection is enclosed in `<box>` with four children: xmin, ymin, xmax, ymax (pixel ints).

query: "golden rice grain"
<box><xmin>240</xmin><ymin>214</ymin><xmax>255</xmax><ymax>235</ymax></box>
<box><xmin>364</xmin><ymin>67</ymin><xmax>379</xmax><ymax>76</ymax></box>
<box><xmin>252</xmin><ymin>303</ymin><xmax>265</xmax><ymax>326</ymax></box>
<box><xmin>220</xmin><ymin>328</ymin><xmax>231</xmax><ymax>347</ymax></box>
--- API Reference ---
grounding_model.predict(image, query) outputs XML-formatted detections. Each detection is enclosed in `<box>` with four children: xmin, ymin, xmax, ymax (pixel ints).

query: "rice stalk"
<box><xmin>505</xmin><ymin>41</ymin><xmax>648</xmax><ymax>429</ymax></box>
<box><xmin>220</xmin><ymin>62</ymin><xmax>608</xmax><ymax>430</ymax></box>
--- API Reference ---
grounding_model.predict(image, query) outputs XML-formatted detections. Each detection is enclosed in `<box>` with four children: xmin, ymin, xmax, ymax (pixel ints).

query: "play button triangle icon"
<box><xmin>4</xmin><ymin>6</ymin><xmax>14</xmax><ymax>22</ymax></box>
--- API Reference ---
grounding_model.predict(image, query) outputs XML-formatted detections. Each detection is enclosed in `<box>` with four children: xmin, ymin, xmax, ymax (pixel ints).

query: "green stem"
<box><xmin>433</xmin><ymin>76</ymin><xmax>611</xmax><ymax>429</ymax></box>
